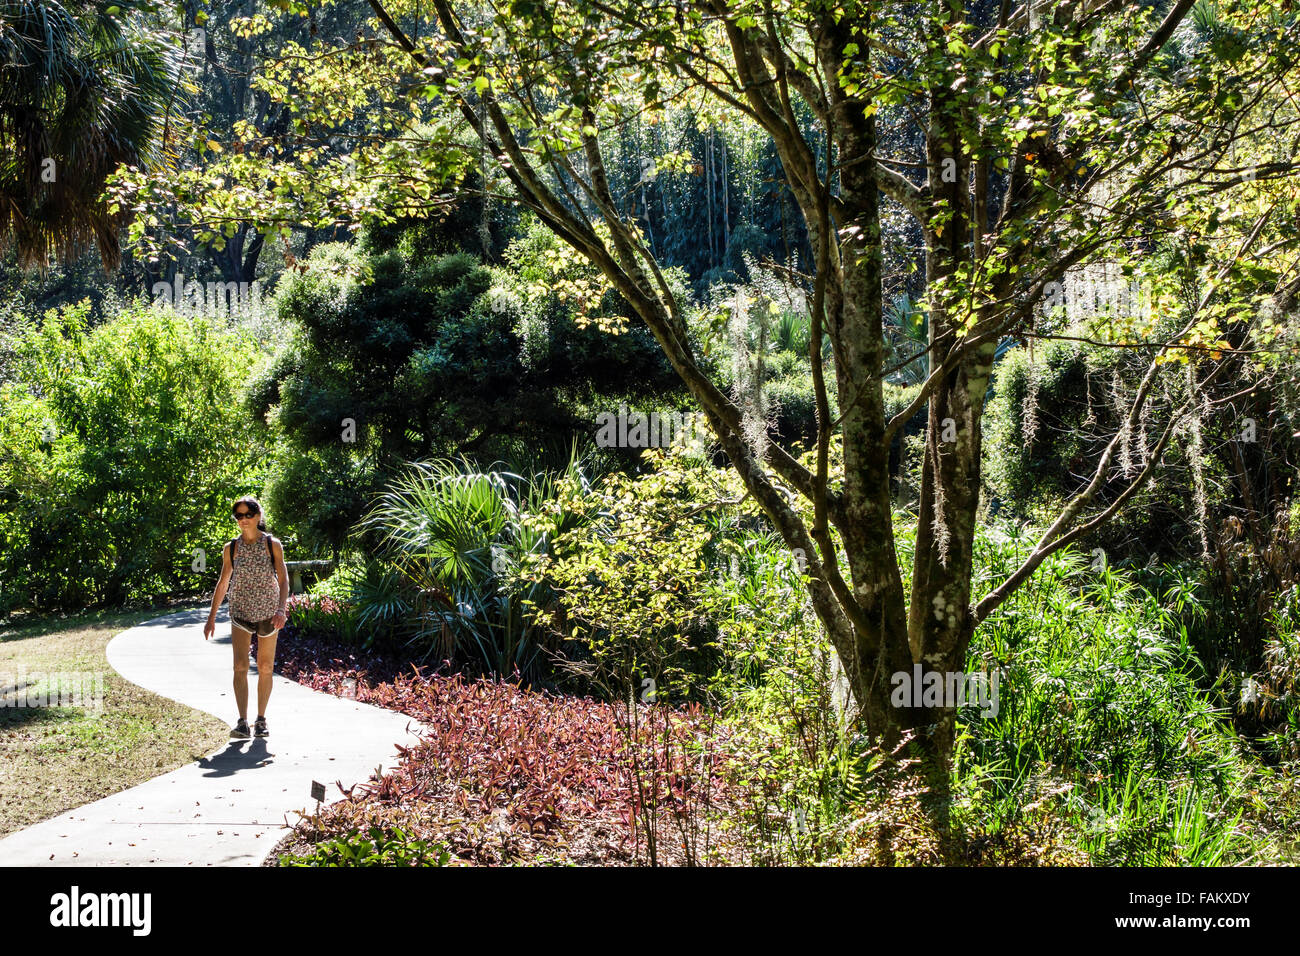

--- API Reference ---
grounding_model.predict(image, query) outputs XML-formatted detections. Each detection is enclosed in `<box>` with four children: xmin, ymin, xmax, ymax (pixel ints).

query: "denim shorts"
<box><xmin>231</xmin><ymin>615</ymin><xmax>278</xmax><ymax>637</ymax></box>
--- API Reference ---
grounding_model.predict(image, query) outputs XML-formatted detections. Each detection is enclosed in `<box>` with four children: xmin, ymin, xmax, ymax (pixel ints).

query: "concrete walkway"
<box><xmin>0</xmin><ymin>606</ymin><xmax>426</xmax><ymax>866</ymax></box>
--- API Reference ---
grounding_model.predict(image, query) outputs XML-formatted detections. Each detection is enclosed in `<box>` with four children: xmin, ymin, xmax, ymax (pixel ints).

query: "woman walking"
<box><xmin>203</xmin><ymin>496</ymin><xmax>289</xmax><ymax>739</ymax></box>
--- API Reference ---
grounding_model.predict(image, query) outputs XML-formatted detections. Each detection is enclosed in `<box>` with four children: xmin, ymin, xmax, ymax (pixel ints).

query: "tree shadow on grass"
<box><xmin>0</xmin><ymin>701</ymin><xmax>92</xmax><ymax>732</ymax></box>
<box><xmin>0</xmin><ymin>598</ymin><xmax>209</xmax><ymax>644</ymax></box>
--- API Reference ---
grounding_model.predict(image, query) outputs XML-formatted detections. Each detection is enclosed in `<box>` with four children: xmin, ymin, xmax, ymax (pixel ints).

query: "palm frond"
<box><xmin>0</xmin><ymin>0</ymin><xmax>182</xmax><ymax>271</ymax></box>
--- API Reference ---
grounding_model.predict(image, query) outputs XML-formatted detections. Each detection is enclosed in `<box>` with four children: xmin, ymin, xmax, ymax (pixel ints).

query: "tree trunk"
<box><xmin>903</xmin><ymin>28</ymin><xmax>1000</xmax><ymax>767</ymax></box>
<box><xmin>831</xmin><ymin>133</ymin><xmax>916</xmax><ymax>748</ymax></box>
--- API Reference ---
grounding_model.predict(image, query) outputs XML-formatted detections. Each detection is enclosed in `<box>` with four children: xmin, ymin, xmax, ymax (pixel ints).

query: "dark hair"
<box><xmin>232</xmin><ymin>495</ymin><xmax>268</xmax><ymax>532</ymax></box>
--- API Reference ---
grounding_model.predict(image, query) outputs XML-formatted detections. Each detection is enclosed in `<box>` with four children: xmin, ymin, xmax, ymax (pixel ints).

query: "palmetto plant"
<box><xmin>0</xmin><ymin>0</ymin><xmax>180</xmax><ymax>270</ymax></box>
<box><xmin>883</xmin><ymin>293</ymin><xmax>928</xmax><ymax>386</ymax></box>
<box><xmin>772</xmin><ymin>308</ymin><xmax>809</xmax><ymax>356</ymax></box>
<box><xmin>745</xmin><ymin>305</ymin><xmax>832</xmax><ymax>361</ymax></box>
<box><xmin>883</xmin><ymin>293</ymin><xmax>1017</xmax><ymax>398</ymax></box>
<box><xmin>356</xmin><ymin>452</ymin><xmax>596</xmax><ymax>677</ymax></box>
<box><xmin>347</xmin><ymin>563</ymin><xmax>414</xmax><ymax>649</ymax></box>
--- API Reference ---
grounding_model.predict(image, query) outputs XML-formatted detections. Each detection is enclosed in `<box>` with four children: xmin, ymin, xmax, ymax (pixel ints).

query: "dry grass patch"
<box><xmin>0</xmin><ymin>601</ymin><xmax>229</xmax><ymax>838</ymax></box>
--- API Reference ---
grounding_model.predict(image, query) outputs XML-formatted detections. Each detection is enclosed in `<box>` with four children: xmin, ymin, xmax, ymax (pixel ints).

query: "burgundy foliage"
<box><xmin>263</xmin><ymin>631</ymin><xmax>741</xmax><ymax>861</ymax></box>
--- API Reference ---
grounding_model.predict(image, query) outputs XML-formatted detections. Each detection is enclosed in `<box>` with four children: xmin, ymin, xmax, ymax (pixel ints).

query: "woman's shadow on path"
<box><xmin>196</xmin><ymin>738</ymin><xmax>275</xmax><ymax>777</ymax></box>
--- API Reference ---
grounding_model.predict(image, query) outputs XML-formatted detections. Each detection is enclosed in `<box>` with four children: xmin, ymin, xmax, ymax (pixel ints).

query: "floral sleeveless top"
<box><xmin>228</xmin><ymin>532</ymin><xmax>281</xmax><ymax>621</ymax></box>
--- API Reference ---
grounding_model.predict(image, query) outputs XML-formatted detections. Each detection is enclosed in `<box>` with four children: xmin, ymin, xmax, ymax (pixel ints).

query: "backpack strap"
<box><xmin>266</xmin><ymin>533</ymin><xmax>280</xmax><ymax>575</ymax></box>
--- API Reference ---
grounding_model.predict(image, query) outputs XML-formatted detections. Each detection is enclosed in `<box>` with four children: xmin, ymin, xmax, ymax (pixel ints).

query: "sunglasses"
<box><xmin>233</xmin><ymin>510</ymin><xmax>258</xmax><ymax>519</ymax></box>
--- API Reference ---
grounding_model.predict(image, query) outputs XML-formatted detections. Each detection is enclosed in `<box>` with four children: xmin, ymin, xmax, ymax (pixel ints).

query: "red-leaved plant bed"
<box><xmin>258</xmin><ymin>629</ymin><xmax>413</xmax><ymax>694</ymax></box>
<box><xmin>260</xmin><ymin>633</ymin><xmax>745</xmax><ymax>865</ymax></box>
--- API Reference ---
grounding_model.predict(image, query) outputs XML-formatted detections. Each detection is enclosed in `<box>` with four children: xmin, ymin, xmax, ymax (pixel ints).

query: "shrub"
<box><xmin>528</xmin><ymin>448</ymin><xmax>747</xmax><ymax>700</ymax></box>
<box><xmin>283</xmin><ymin>594</ymin><xmax>359</xmax><ymax>644</ymax></box>
<box><xmin>982</xmin><ymin>339</ymin><xmax>1202</xmax><ymax>556</ymax></box>
<box><xmin>703</xmin><ymin>527</ymin><xmax>861</xmax><ymax>864</ymax></box>
<box><xmin>261</xmin><ymin>237</ymin><xmax>537</xmax><ymax>542</ymax></box>
<box><xmin>282</xmin><ymin>825</ymin><xmax>451</xmax><ymax>867</ymax></box>
<box><xmin>765</xmin><ymin>373</ymin><xmax>818</xmax><ymax>448</ymax></box>
<box><xmin>263</xmin><ymin>444</ymin><xmax>378</xmax><ymax>559</ymax></box>
<box><xmin>0</xmin><ymin>301</ymin><xmax>265</xmax><ymax>611</ymax></box>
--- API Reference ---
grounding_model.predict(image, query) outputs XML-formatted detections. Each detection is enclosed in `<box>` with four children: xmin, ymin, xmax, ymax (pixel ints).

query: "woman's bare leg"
<box><xmin>231</xmin><ymin>624</ymin><xmax>252</xmax><ymax>720</ymax></box>
<box><xmin>255</xmin><ymin>631</ymin><xmax>278</xmax><ymax>717</ymax></box>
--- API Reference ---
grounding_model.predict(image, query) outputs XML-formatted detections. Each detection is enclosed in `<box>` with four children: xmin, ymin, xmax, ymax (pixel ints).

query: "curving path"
<box><xmin>0</xmin><ymin>606</ymin><xmax>425</xmax><ymax>866</ymax></box>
